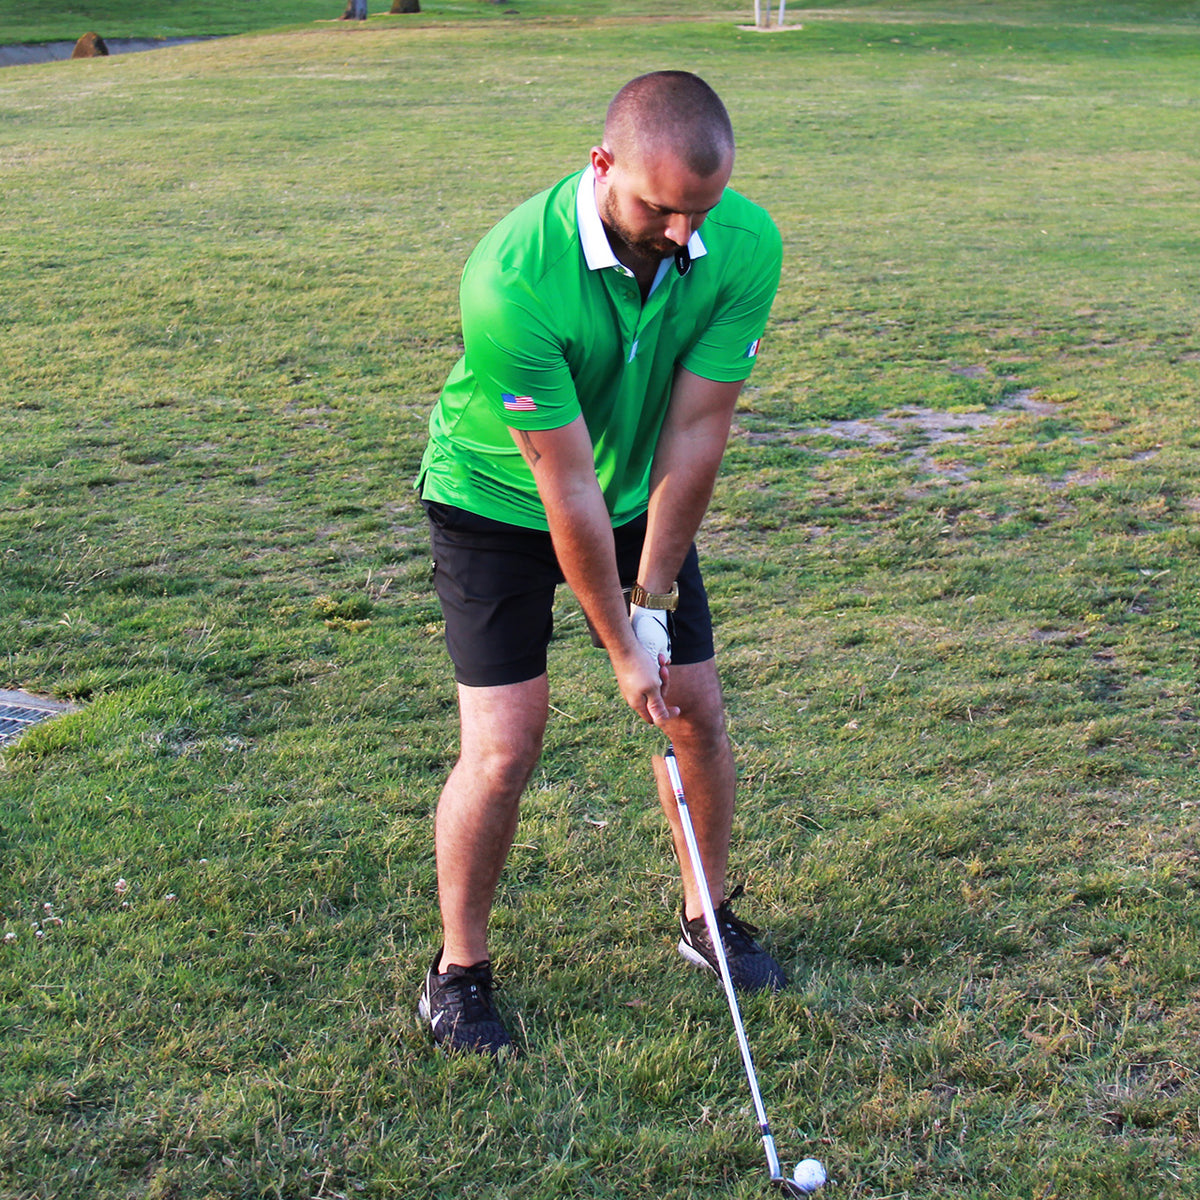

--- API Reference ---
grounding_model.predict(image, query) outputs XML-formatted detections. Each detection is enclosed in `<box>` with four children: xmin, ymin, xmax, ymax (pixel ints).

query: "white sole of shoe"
<box><xmin>678</xmin><ymin>938</ymin><xmax>718</xmax><ymax>973</ymax></box>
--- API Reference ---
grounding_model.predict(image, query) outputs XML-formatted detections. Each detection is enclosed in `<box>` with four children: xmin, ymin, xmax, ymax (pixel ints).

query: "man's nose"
<box><xmin>664</xmin><ymin>213</ymin><xmax>693</xmax><ymax>246</ymax></box>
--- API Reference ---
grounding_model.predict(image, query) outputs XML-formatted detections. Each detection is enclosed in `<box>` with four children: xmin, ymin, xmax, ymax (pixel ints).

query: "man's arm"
<box><xmin>509</xmin><ymin>417</ymin><xmax>679</xmax><ymax>726</ymax></box>
<box><xmin>637</xmin><ymin>367</ymin><xmax>745</xmax><ymax>595</ymax></box>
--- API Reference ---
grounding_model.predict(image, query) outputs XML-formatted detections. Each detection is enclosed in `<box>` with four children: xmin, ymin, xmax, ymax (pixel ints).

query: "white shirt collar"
<box><xmin>576</xmin><ymin>166</ymin><xmax>707</xmax><ymax>292</ymax></box>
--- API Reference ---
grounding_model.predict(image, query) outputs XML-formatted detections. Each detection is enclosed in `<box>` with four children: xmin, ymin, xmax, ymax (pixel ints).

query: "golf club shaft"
<box><xmin>663</xmin><ymin>746</ymin><xmax>786</xmax><ymax>1182</ymax></box>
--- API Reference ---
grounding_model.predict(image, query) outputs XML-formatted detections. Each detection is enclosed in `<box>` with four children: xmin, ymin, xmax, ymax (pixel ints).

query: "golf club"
<box><xmin>662</xmin><ymin>745</ymin><xmax>824</xmax><ymax>1196</ymax></box>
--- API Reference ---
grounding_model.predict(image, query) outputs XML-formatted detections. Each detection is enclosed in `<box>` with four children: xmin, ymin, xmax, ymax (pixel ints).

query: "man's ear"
<box><xmin>590</xmin><ymin>144</ymin><xmax>615</xmax><ymax>182</ymax></box>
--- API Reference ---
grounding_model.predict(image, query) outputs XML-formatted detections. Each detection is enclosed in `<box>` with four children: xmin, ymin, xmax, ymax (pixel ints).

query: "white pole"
<box><xmin>777</xmin><ymin>0</ymin><xmax>785</xmax><ymax>28</ymax></box>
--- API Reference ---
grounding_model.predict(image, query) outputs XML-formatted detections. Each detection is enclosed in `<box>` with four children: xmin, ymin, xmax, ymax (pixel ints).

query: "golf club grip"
<box><xmin>662</xmin><ymin>745</ymin><xmax>783</xmax><ymax>1179</ymax></box>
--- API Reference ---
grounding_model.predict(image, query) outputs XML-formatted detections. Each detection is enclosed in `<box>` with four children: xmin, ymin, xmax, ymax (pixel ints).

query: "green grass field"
<box><xmin>2</xmin><ymin>3</ymin><xmax>1199</xmax><ymax>1197</ymax></box>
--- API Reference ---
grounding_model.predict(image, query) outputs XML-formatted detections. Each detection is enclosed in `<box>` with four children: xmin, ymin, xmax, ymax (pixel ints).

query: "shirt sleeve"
<box><xmin>459</xmin><ymin>260</ymin><xmax>583</xmax><ymax>432</ymax></box>
<box><xmin>680</xmin><ymin>208</ymin><xmax>783</xmax><ymax>383</ymax></box>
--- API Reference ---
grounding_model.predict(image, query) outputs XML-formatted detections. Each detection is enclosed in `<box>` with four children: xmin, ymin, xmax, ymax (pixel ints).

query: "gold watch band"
<box><xmin>629</xmin><ymin>581</ymin><xmax>679</xmax><ymax>611</ymax></box>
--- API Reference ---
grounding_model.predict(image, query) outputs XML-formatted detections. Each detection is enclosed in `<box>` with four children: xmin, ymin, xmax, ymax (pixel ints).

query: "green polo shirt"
<box><xmin>417</xmin><ymin>167</ymin><xmax>781</xmax><ymax>531</ymax></box>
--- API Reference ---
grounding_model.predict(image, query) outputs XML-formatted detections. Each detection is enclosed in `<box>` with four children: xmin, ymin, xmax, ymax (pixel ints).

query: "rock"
<box><xmin>71</xmin><ymin>32</ymin><xmax>109</xmax><ymax>58</ymax></box>
<box><xmin>391</xmin><ymin>0</ymin><xmax>420</xmax><ymax>11</ymax></box>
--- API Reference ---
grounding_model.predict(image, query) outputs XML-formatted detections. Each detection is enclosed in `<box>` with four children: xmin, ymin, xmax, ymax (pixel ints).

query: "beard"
<box><xmin>598</xmin><ymin>191</ymin><xmax>677</xmax><ymax>264</ymax></box>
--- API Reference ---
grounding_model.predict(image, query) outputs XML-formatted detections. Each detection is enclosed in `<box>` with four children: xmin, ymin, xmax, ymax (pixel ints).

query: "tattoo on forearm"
<box><xmin>516</xmin><ymin>429</ymin><xmax>542</xmax><ymax>470</ymax></box>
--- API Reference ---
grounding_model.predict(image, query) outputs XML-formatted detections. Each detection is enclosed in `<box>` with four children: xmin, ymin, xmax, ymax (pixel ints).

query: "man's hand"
<box><xmin>630</xmin><ymin>604</ymin><xmax>671</xmax><ymax>663</ymax></box>
<box><xmin>610</xmin><ymin>643</ymin><xmax>679</xmax><ymax>726</ymax></box>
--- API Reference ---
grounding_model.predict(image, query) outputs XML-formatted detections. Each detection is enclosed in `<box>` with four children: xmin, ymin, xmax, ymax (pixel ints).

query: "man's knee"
<box><xmin>461</xmin><ymin>724</ymin><xmax>544</xmax><ymax>797</ymax></box>
<box><xmin>456</xmin><ymin>676</ymin><xmax>549</xmax><ymax>797</ymax></box>
<box><xmin>668</xmin><ymin>661</ymin><xmax>728</xmax><ymax>744</ymax></box>
<box><xmin>672</xmin><ymin>705</ymin><xmax>728</xmax><ymax>755</ymax></box>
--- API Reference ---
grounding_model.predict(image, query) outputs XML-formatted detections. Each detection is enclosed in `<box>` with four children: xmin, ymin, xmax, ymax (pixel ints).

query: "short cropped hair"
<box><xmin>604</xmin><ymin>71</ymin><xmax>735</xmax><ymax>178</ymax></box>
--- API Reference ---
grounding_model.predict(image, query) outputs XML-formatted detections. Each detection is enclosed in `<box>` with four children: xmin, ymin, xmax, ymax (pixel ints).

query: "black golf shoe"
<box><xmin>417</xmin><ymin>947</ymin><xmax>514</xmax><ymax>1056</ymax></box>
<box><xmin>677</xmin><ymin>885</ymin><xmax>788</xmax><ymax>993</ymax></box>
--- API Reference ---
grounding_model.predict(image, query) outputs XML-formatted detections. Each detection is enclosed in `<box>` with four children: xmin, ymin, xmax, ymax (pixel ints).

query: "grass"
<box><xmin>2</xmin><ymin>3</ymin><xmax>1199</xmax><ymax>1198</ymax></box>
<box><xmin>6</xmin><ymin>0</ymin><xmax>1199</xmax><ymax>44</ymax></box>
<box><xmin>0</xmin><ymin>0</ymin><xmax>345</xmax><ymax>43</ymax></box>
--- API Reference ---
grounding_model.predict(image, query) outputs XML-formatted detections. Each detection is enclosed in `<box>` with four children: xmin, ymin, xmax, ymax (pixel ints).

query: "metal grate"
<box><xmin>0</xmin><ymin>690</ymin><xmax>74</xmax><ymax>747</ymax></box>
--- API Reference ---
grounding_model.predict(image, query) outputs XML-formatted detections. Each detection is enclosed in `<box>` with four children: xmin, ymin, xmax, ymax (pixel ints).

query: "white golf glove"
<box><xmin>630</xmin><ymin>604</ymin><xmax>671</xmax><ymax>663</ymax></box>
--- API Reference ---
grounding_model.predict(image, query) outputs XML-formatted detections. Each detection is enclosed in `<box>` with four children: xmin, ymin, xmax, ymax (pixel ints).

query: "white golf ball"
<box><xmin>792</xmin><ymin>1158</ymin><xmax>826</xmax><ymax>1193</ymax></box>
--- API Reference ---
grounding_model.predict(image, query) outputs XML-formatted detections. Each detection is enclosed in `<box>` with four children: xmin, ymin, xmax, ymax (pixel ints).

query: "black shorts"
<box><xmin>423</xmin><ymin>500</ymin><xmax>715</xmax><ymax>688</ymax></box>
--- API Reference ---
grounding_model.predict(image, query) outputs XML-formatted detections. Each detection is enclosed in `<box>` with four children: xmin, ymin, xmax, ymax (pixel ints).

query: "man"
<box><xmin>415</xmin><ymin>71</ymin><xmax>785</xmax><ymax>1055</ymax></box>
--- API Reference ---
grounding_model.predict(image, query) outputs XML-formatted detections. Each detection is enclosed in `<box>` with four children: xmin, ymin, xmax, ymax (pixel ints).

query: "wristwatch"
<box><xmin>629</xmin><ymin>581</ymin><xmax>679</xmax><ymax>611</ymax></box>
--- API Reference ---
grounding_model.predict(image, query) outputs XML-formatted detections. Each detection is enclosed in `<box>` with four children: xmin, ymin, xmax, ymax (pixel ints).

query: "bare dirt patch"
<box><xmin>735</xmin><ymin>388</ymin><xmax>1072</xmax><ymax>486</ymax></box>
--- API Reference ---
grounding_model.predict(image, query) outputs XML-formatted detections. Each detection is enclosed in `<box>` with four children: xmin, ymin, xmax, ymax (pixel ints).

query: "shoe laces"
<box><xmin>439</xmin><ymin>962</ymin><xmax>499</xmax><ymax>1022</ymax></box>
<box><xmin>713</xmin><ymin>885</ymin><xmax>762</xmax><ymax>949</ymax></box>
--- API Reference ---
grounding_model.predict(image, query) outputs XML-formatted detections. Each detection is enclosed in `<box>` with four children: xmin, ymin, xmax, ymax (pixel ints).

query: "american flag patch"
<box><xmin>502</xmin><ymin>393</ymin><xmax>537</xmax><ymax>412</ymax></box>
<box><xmin>745</xmin><ymin>338</ymin><xmax>762</xmax><ymax>359</ymax></box>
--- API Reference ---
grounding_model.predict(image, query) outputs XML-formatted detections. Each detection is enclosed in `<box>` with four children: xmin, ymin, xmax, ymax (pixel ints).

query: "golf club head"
<box><xmin>771</xmin><ymin>1176</ymin><xmax>821</xmax><ymax>1197</ymax></box>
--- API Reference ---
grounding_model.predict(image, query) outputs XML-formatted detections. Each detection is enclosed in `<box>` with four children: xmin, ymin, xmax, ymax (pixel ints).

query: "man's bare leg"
<box><xmin>650</xmin><ymin>656</ymin><xmax>787</xmax><ymax>992</ymax></box>
<box><xmin>436</xmin><ymin>674</ymin><xmax>549</xmax><ymax>971</ymax></box>
<box><xmin>649</xmin><ymin>657</ymin><xmax>735</xmax><ymax>921</ymax></box>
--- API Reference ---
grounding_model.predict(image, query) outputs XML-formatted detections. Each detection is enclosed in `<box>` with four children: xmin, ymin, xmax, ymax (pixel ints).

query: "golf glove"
<box><xmin>630</xmin><ymin>604</ymin><xmax>671</xmax><ymax>663</ymax></box>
